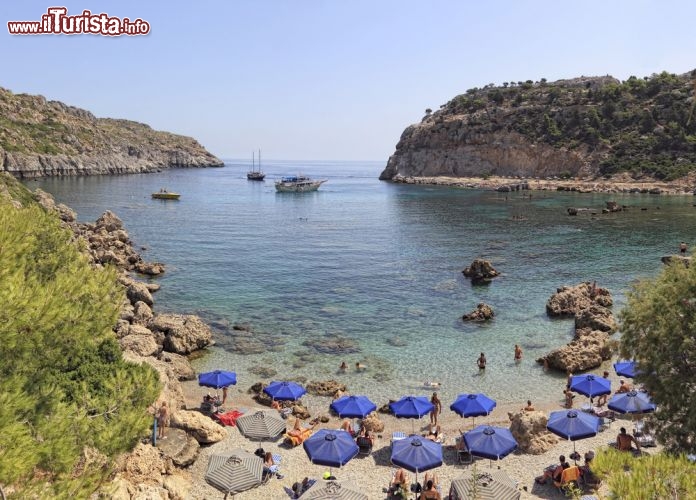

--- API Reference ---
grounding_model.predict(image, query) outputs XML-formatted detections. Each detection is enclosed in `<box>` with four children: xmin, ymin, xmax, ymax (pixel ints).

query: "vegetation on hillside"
<box><xmin>0</xmin><ymin>176</ymin><xmax>160</xmax><ymax>498</ymax></box>
<box><xmin>591</xmin><ymin>448</ymin><xmax>696</xmax><ymax>498</ymax></box>
<box><xmin>436</xmin><ymin>70</ymin><xmax>696</xmax><ymax>180</ymax></box>
<box><xmin>0</xmin><ymin>86</ymin><xmax>209</xmax><ymax>157</ymax></box>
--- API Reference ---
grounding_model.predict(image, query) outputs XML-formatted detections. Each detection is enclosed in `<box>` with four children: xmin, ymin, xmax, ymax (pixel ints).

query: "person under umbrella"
<box><xmin>264</xmin><ymin>381</ymin><xmax>307</xmax><ymax>401</ymax></box>
<box><xmin>390</xmin><ymin>396</ymin><xmax>434</xmax><ymax>434</ymax></box>
<box><xmin>198</xmin><ymin>370</ymin><xmax>237</xmax><ymax>411</ymax></box>
<box><xmin>547</xmin><ymin>410</ymin><xmax>600</xmax><ymax>461</ymax></box>
<box><xmin>569</xmin><ymin>374</ymin><xmax>611</xmax><ymax>405</ymax></box>
<box><xmin>463</xmin><ymin>425</ymin><xmax>518</xmax><ymax>468</ymax></box>
<box><xmin>303</xmin><ymin>429</ymin><xmax>359</xmax><ymax>477</ymax></box>
<box><xmin>450</xmin><ymin>393</ymin><xmax>496</xmax><ymax>429</ymax></box>
<box><xmin>390</xmin><ymin>435</ymin><xmax>443</xmax><ymax>493</ymax></box>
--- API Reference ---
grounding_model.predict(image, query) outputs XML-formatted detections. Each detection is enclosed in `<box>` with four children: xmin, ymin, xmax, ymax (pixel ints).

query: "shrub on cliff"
<box><xmin>618</xmin><ymin>256</ymin><xmax>696</xmax><ymax>454</ymax></box>
<box><xmin>0</xmin><ymin>192</ymin><xmax>160</xmax><ymax>498</ymax></box>
<box><xmin>590</xmin><ymin>448</ymin><xmax>696</xmax><ymax>497</ymax></box>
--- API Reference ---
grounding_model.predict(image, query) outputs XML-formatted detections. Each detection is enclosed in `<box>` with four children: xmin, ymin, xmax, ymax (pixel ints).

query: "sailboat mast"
<box><xmin>259</xmin><ymin>149</ymin><xmax>261</xmax><ymax>173</ymax></box>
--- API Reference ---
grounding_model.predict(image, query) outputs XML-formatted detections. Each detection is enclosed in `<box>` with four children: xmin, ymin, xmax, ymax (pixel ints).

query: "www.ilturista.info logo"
<box><xmin>8</xmin><ymin>7</ymin><xmax>150</xmax><ymax>36</ymax></box>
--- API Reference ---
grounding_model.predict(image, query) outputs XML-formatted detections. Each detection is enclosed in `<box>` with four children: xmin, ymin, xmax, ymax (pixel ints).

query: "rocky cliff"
<box><xmin>381</xmin><ymin>71</ymin><xmax>696</xmax><ymax>182</ymax></box>
<box><xmin>0</xmin><ymin>86</ymin><xmax>223</xmax><ymax>177</ymax></box>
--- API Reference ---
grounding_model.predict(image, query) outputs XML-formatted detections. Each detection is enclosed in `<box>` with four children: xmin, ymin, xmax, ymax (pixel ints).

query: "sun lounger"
<box><xmin>390</xmin><ymin>431</ymin><xmax>407</xmax><ymax>451</ymax></box>
<box><xmin>357</xmin><ymin>436</ymin><xmax>373</xmax><ymax>456</ymax></box>
<box><xmin>455</xmin><ymin>436</ymin><xmax>472</xmax><ymax>463</ymax></box>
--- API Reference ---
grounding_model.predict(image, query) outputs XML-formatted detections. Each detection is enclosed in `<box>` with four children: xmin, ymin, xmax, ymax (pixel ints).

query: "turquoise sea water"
<box><xmin>29</xmin><ymin>161</ymin><xmax>696</xmax><ymax>407</ymax></box>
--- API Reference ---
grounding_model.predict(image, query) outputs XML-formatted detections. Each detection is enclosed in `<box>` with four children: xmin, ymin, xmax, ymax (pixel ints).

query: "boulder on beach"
<box><xmin>508</xmin><ymin>410</ymin><xmax>558</xmax><ymax>454</ymax></box>
<box><xmin>170</xmin><ymin>410</ymin><xmax>226</xmax><ymax>444</ymax></box>
<box><xmin>462</xmin><ymin>303</ymin><xmax>495</xmax><ymax>322</ymax></box>
<box><xmin>292</xmin><ymin>404</ymin><xmax>311</xmax><ymax>420</ymax></box>
<box><xmin>462</xmin><ymin>258</ymin><xmax>499</xmax><ymax>285</ymax></box>
<box><xmin>362</xmin><ymin>412</ymin><xmax>385</xmax><ymax>433</ymax></box>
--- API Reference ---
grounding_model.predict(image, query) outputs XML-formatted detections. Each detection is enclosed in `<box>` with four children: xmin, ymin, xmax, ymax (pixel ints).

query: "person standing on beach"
<box><xmin>514</xmin><ymin>344</ymin><xmax>522</xmax><ymax>362</ymax></box>
<box><xmin>157</xmin><ymin>401</ymin><xmax>169</xmax><ymax>440</ymax></box>
<box><xmin>477</xmin><ymin>352</ymin><xmax>487</xmax><ymax>371</ymax></box>
<box><xmin>680</xmin><ymin>241</ymin><xmax>688</xmax><ymax>254</ymax></box>
<box><xmin>430</xmin><ymin>392</ymin><xmax>441</xmax><ymax>425</ymax></box>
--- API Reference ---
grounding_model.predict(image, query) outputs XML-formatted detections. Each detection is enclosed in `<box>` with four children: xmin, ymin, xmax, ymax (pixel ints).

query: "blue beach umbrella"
<box><xmin>303</xmin><ymin>429</ymin><xmax>359</xmax><ymax>469</ymax></box>
<box><xmin>198</xmin><ymin>370</ymin><xmax>237</xmax><ymax>389</ymax></box>
<box><xmin>614</xmin><ymin>360</ymin><xmax>639</xmax><ymax>379</ymax></box>
<box><xmin>330</xmin><ymin>395</ymin><xmax>377</xmax><ymax>419</ymax></box>
<box><xmin>607</xmin><ymin>390</ymin><xmax>656</xmax><ymax>415</ymax></box>
<box><xmin>547</xmin><ymin>410</ymin><xmax>600</xmax><ymax>454</ymax></box>
<box><xmin>390</xmin><ymin>435</ymin><xmax>443</xmax><ymax>487</ymax></box>
<box><xmin>450</xmin><ymin>393</ymin><xmax>497</xmax><ymax>429</ymax></box>
<box><xmin>263</xmin><ymin>381</ymin><xmax>307</xmax><ymax>401</ymax></box>
<box><xmin>464</xmin><ymin>425</ymin><xmax>518</xmax><ymax>462</ymax></box>
<box><xmin>569</xmin><ymin>374</ymin><xmax>611</xmax><ymax>398</ymax></box>
<box><xmin>390</xmin><ymin>396</ymin><xmax>434</xmax><ymax>433</ymax></box>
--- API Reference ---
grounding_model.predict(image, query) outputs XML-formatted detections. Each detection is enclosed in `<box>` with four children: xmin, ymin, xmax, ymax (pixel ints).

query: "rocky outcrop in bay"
<box><xmin>540</xmin><ymin>282</ymin><xmax>618</xmax><ymax>372</ymax></box>
<box><xmin>462</xmin><ymin>258</ymin><xmax>499</xmax><ymax>285</ymax></box>
<box><xmin>462</xmin><ymin>303</ymin><xmax>495</xmax><ymax>322</ymax></box>
<box><xmin>380</xmin><ymin>71</ymin><xmax>696</xmax><ymax>184</ymax></box>
<box><xmin>1</xmin><ymin>86</ymin><xmax>223</xmax><ymax>178</ymax></box>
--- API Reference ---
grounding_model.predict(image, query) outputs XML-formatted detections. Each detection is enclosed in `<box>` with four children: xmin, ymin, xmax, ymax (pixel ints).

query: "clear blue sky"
<box><xmin>2</xmin><ymin>1</ymin><xmax>695</xmax><ymax>161</ymax></box>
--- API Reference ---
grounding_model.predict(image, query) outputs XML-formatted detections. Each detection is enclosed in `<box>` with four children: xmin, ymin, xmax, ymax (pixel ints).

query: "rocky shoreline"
<box><xmin>389</xmin><ymin>172</ymin><xmax>696</xmax><ymax>195</ymax></box>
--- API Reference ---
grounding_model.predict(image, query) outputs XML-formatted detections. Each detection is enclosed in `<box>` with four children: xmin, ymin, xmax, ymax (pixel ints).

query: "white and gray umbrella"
<box><xmin>450</xmin><ymin>470</ymin><xmax>520</xmax><ymax>500</ymax></box>
<box><xmin>300</xmin><ymin>480</ymin><xmax>368</xmax><ymax>500</ymax></box>
<box><xmin>236</xmin><ymin>410</ymin><xmax>286</xmax><ymax>441</ymax></box>
<box><xmin>205</xmin><ymin>449</ymin><xmax>263</xmax><ymax>497</ymax></box>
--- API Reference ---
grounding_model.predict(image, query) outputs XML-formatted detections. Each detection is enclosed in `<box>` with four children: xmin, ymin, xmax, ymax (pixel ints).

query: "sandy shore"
<box><xmin>183</xmin><ymin>371</ymin><xmax>658</xmax><ymax>500</ymax></box>
<box><xmin>392</xmin><ymin>174</ymin><xmax>696</xmax><ymax>196</ymax></box>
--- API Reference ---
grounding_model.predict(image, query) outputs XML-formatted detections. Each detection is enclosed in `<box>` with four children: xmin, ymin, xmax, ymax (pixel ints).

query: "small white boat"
<box><xmin>275</xmin><ymin>175</ymin><xmax>327</xmax><ymax>193</ymax></box>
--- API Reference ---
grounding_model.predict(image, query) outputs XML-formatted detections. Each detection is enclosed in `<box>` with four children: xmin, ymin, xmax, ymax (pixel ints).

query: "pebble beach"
<box><xmin>183</xmin><ymin>369</ymin><xmax>657</xmax><ymax>500</ymax></box>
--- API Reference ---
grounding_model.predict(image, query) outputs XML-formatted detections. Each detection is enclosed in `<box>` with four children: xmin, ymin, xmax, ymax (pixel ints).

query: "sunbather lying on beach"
<box><xmin>389</xmin><ymin>468</ymin><xmax>410</xmax><ymax>498</ymax></box>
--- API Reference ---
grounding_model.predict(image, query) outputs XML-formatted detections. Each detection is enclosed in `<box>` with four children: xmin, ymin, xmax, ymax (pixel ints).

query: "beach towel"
<box><xmin>215</xmin><ymin>410</ymin><xmax>244</xmax><ymax>427</ymax></box>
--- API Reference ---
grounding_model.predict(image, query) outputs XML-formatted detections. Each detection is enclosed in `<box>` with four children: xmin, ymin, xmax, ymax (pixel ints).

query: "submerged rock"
<box><xmin>302</xmin><ymin>334</ymin><xmax>360</xmax><ymax>354</ymax></box>
<box><xmin>306</xmin><ymin>380</ymin><xmax>347</xmax><ymax>397</ymax></box>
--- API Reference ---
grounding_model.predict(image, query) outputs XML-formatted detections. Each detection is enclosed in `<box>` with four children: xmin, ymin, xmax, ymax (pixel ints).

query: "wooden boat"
<box><xmin>247</xmin><ymin>149</ymin><xmax>265</xmax><ymax>181</ymax></box>
<box><xmin>152</xmin><ymin>190</ymin><xmax>180</xmax><ymax>200</ymax></box>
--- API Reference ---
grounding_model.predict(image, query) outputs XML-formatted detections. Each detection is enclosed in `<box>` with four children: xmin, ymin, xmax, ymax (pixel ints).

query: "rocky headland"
<box><xmin>0</xmin><ymin>86</ymin><xmax>223</xmax><ymax>178</ymax></box>
<box><xmin>380</xmin><ymin>71</ymin><xmax>696</xmax><ymax>194</ymax></box>
<box><xmin>539</xmin><ymin>282</ymin><xmax>618</xmax><ymax>372</ymax></box>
